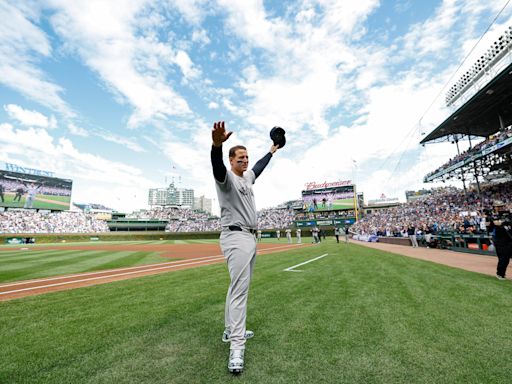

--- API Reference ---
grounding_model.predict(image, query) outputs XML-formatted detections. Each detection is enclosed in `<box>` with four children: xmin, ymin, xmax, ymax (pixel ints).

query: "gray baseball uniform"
<box><xmin>212</xmin><ymin>145</ymin><xmax>274</xmax><ymax>351</ymax></box>
<box><xmin>285</xmin><ymin>229</ymin><xmax>292</xmax><ymax>243</ymax></box>
<box><xmin>24</xmin><ymin>184</ymin><xmax>40</xmax><ymax>209</ymax></box>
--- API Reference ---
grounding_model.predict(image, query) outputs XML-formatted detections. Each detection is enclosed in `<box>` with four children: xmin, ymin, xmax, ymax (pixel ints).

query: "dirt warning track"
<box><xmin>0</xmin><ymin>242</ymin><xmax>309</xmax><ymax>301</ymax></box>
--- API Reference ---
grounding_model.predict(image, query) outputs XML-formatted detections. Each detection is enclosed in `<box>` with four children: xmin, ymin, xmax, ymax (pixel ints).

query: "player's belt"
<box><xmin>228</xmin><ymin>225</ymin><xmax>256</xmax><ymax>234</ymax></box>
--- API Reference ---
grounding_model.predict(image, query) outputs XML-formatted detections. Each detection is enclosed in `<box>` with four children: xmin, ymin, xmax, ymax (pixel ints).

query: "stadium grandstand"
<box><xmin>420</xmin><ymin>25</ymin><xmax>512</xmax><ymax>192</ymax></box>
<box><xmin>123</xmin><ymin>206</ymin><xmax>295</xmax><ymax>233</ymax></box>
<box><xmin>0</xmin><ymin>210</ymin><xmax>109</xmax><ymax>234</ymax></box>
<box><xmin>352</xmin><ymin>25</ymin><xmax>512</xmax><ymax>252</ymax></box>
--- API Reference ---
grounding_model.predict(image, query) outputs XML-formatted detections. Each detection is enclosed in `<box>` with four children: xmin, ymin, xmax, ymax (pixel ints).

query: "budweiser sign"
<box><xmin>304</xmin><ymin>180</ymin><xmax>352</xmax><ymax>190</ymax></box>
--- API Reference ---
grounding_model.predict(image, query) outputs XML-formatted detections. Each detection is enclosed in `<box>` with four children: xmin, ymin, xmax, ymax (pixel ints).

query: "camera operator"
<box><xmin>485</xmin><ymin>205</ymin><xmax>512</xmax><ymax>280</ymax></box>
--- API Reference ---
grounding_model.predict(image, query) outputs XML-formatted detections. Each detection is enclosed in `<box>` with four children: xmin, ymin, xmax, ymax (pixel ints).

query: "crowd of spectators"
<box><xmin>0</xmin><ymin>210</ymin><xmax>110</xmax><ymax>234</ymax></box>
<box><xmin>5</xmin><ymin>180</ymin><xmax>510</xmax><ymax>235</ymax></box>
<box><xmin>295</xmin><ymin>209</ymin><xmax>355</xmax><ymax>221</ymax></box>
<box><xmin>257</xmin><ymin>208</ymin><xmax>295</xmax><ymax>229</ymax></box>
<box><xmin>425</xmin><ymin>126</ymin><xmax>512</xmax><ymax>179</ymax></box>
<box><xmin>0</xmin><ymin>205</ymin><xmax>295</xmax><ymax>234</ymax></box>
<box><xmin>129</xmin><ymin>206</ymin><xmax>294</xmax><ymax>232</ymax></box>
<box><xmin>351</xmin><ymin>181</ymin><xmax>512</xmax><ymax>238</ymax></box>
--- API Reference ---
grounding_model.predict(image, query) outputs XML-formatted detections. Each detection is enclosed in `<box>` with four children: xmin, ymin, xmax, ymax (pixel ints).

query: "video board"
<box><xmin>0</xmin><ymin>170</ymin><xmax>73</xmax><ymax>211</ymax></box>
<box><xmin>301</xmin><ymin>183</ymin><xmax>355</xmax><ymax>212</ymax></box>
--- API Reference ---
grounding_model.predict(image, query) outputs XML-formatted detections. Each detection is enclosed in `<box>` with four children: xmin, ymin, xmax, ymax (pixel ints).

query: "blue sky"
<box><xmin>1</xmin><ymin>0</ymin><xmax>511</xmax><ymax>213</ymax></box>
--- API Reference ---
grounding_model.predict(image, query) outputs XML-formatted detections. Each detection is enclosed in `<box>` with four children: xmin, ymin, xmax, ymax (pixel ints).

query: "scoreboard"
<box><xmin>301</xmin><ymin>182</ymin><xmax>356</xmax><ymax>212</ymax></box>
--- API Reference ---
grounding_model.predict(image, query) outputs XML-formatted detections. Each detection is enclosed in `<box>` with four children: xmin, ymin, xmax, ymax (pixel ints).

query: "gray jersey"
<box><xmin>215</xmin><ymin>169</ymin><xmax>257</xmax><ymax>229</ymax></box>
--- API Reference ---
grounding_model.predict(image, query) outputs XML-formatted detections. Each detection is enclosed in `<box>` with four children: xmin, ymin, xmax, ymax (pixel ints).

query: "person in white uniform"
<box><xmin>285</xmin><ymin>228</ymin><xmax>292</xmax><ymax>243</ymax></box>
<box><xmin>23</xmin><ymin>182</ymin><xmax>43</xmax><ymax>209</ymax></box>
<box><xmin>211</xmin><ymin>121</ymin><xmax>280</xmax><ymax>374</ymax></box>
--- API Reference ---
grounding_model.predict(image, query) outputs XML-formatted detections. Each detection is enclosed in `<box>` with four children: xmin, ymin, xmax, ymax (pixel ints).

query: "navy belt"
<box><xmin>228</xmin><ymin>225</ymin><xmax>256</xmax><ymax>234</ymax></box>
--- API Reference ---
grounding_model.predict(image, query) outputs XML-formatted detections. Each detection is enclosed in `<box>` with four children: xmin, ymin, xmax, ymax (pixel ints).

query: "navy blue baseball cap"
<box><xmin>270</xmin><ymin>126</ymin><xmax>286</xmax><ymax>148</ymax></box>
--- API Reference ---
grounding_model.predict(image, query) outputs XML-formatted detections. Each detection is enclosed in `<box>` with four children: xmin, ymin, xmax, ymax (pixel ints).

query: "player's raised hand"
<box><xmin>270</xmin><ymin>143</ymin><xmax>280</xmax><ymax>154</ymax></box>
<box><xmin>212</xmin><ymin>121</ymin><xmax>233</xmax><ymax>147</ymax></box>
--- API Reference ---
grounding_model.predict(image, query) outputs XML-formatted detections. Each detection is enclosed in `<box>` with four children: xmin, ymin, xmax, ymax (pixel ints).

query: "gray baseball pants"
<box><xmin>220</xmin><ymin>230</ymin><xmax>257</xmax><ymax>350</ymax></box>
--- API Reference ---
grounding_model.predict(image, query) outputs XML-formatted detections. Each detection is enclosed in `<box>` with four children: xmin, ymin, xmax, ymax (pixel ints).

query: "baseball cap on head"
<box><xmin>270</xmin><ymin>126</ymin><xmax>286</xmax><ymax>148</ymax></box>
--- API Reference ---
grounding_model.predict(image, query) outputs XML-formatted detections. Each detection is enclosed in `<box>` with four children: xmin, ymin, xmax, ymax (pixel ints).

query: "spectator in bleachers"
<box><xmin>126</xmin><ymin>205</ymin><xmax>295</xmax><ymax>233</ymax></box>
<box><xmin>351</xmin><ymin>181</ymin><xmax>512</xmax><ymax>241</ymax></box>
<box><xmin>425</xmin><ymin>126</ymin><xmax>512</xmax><ymax>180</ymax></box>
<box><xmin>0</xmin><ymin>211</ymin><xmax>109</xmax><ymax>234</ymax></box>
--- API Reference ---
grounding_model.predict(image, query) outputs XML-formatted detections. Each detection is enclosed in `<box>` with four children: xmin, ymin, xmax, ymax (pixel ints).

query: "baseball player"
<box><xmin>257</xmin><ymin>229</ymin><xmax>262</xmax><ymax>242</ymax></box>
<box><xmin>312</xmin><ymin>226</ymin><xmax>320</xmax><ymax>243</ymax></box>
<box><xmin>285</xmin><ymin>228</ymin><xmax>292</xmax><ymax>243</ymax></box>
<box><xmin>296</xmin><ymin>228</ymin><xmax>301</xmax><ymax>244</ymax></box>
<box><xmin>13</xmin><ymin>186</ymin><xmax>25</xmax><ymax>202</ymax></box>
<box><xmin>276</xmin><ymin>229</ymin><xmax>280</xmax><ymax>241</ymax></box>
<box><xmin>23</xmin><ymin>182</ymin><xmax>43</xmax><ymax>209</ymax></box>
<box><xmin>211</xmin><ymin>121</ymin><xmax>280</xmax><ymax>374</ymax></box>
<box><xmin>334</xmin><ymin>227</ymin><xmax>340</xmax><ymax>243</ymax></box>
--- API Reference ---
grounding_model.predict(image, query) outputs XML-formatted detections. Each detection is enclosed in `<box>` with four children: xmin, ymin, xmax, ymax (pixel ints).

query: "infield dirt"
<box><xmin>0</xmin><ymin>242</ymin><xmax>309</xmax><ymax>301</ymax></box>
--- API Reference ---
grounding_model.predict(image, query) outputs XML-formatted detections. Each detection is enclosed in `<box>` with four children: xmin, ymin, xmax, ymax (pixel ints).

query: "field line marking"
<box><xmin>0</xmin><ymin>244</ymin><xmax>303</xmax><ymax>288</ymax></box>
<box><xmin>283</xmin><ymin>253</ymin><xmax>328</xmax><ymax>272</ymax></box>
<box><xmin>0</xmin><ymin>254</ymin><xmax>225</xmax><ymax>288</ymax></box>
<box><xmin>257</xmin><ymin>243</ymin><xmax>307</xmax><ymax>254</ymax></box>
<box><xmin>0</xmin><ymin>257</ymin><xmax>226</xmax><ymax>295</ymax></box>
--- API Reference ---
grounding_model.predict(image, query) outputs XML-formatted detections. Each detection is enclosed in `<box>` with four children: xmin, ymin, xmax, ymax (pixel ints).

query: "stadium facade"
<box><xmin>421</xmin><ymin>25</ymin><xmax>512</xmax><ymax>192</ymax></box>
<box><xmin>148</xmin><ymin>183</ymin><xmax>194</xmax><ymax>208</ymax></box>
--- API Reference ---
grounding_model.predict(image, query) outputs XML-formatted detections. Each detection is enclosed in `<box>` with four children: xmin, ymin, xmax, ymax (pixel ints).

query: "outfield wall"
<box><xmin>0</xmin><ymin>230</ymin><xmax>316</xmax><ymax>244</ymax></box>
<box><xmin>0</xmin><ymin>231</ymin><xmax>219</xmax><ymax>243</ymax></box>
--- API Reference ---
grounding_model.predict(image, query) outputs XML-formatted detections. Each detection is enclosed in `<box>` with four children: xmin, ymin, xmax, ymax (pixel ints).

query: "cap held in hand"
<box><xmin>270</xmin><ymin>126</ymin><xmax>286</xmax><ymax>148</ymax></box>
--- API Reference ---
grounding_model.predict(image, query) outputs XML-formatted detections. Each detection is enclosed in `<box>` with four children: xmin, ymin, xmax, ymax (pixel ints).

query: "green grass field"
<box><xmin>0</xmin><ymin>239</ymin><xmax>222</xmax><ymax>283</ymax></box>
<box><xmin>1</xmin><ymin>240</ymin><xmax>512</xmax><ymax>383</ymax></box>
<box><xmin>0</xmin><ymin>249</ymin><xmax>167</xmax><ymax>283</ymax></box>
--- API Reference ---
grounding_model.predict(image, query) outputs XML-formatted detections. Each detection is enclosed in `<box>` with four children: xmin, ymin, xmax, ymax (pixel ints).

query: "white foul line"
<box><xmin>0</xmin><ymin>257</ymin><xmax>225</xmax><ymax>295</ymax></box>
<box><xmin>0</xmin><ymin>243</ymin><xmax>303</xmax><ymax>288</ymax></box>
<box><xmin>0</xmin><ymin>254</ymin><xmax>224</xmax><ymax>288</ymax></box>
<box><xmin>0</xmin><ymin>243</ymin><xmax>307</xmax><ymax>295</ymax></box>
<box><xmin>283</xmin><ymin>253</ymin><xmax>328</xmax><ymax>272</ymax></box>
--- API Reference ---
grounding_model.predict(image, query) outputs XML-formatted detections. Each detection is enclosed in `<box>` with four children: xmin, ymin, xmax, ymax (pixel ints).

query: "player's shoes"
<box><xmin>496</xmin><ymin>274</ymin><xmax>506</xmax><ymax>280</ymax></box>
<box><xmin>228</xmin><ymin>349</ymin><xmax>244</xmax><ymax>374</ymax></box>
<box><xmin>222</xmin><ymin>329</ymin><xmax>254</xmax><ymax>343</ymax></box>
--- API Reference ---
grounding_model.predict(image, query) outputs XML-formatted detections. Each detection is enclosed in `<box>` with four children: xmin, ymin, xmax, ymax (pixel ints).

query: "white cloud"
<box><xmin>175</xmin><ymin>50</ymin><xmax>201</xmax><ymax>81</ymax></box>
<box><xmin>0</xmin><ymin>2</ymin><xmax>73</xmax><ymax>117</ymax></box>
<box><xmin>4</xmin><ymin>104</ymin><xmax>57</xmax><ymax>128</ymax></box>
<box><xmin>213</xmin><ymin>1</ymin><xmax>369</xmax><ymax>141</ymax></box>
<box><xmin>402</xmin><ymin>0</ymin><xmax>458</xmax><ymax>56</ymax></box>
<box><xmin>208</xmin><ymin>101</ymin><xmax>219</xmax><ymax>109</ymax></box>
<box><xmin>171</xmin><ymin>0</ymin><xmax>209</xmax><ymax>25</ymax></box>
<box><xmin>96</xmin><ymin>132</ymin><xmax>145</xmax><ymax>153</ymax></box>
<box><xmin>68</xmin><ymin>123</ymin><xmax>89</xmax><ymax>137</ymax></box>
<box><xmin>191</xmin><ymin>28</ymin><xmax>210</xmax><ymax>45</ymax></box>
<box><xmin>47</xmin><ymin>0</ymin><xmax>193</xmax><ymax>128</ymax></box>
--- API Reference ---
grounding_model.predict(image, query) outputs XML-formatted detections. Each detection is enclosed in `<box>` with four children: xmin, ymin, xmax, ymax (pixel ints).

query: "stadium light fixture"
<box><xmin>446</xmin><ymin>25</ymin><xmax>512</xmax><ymax>106</ymax></box>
